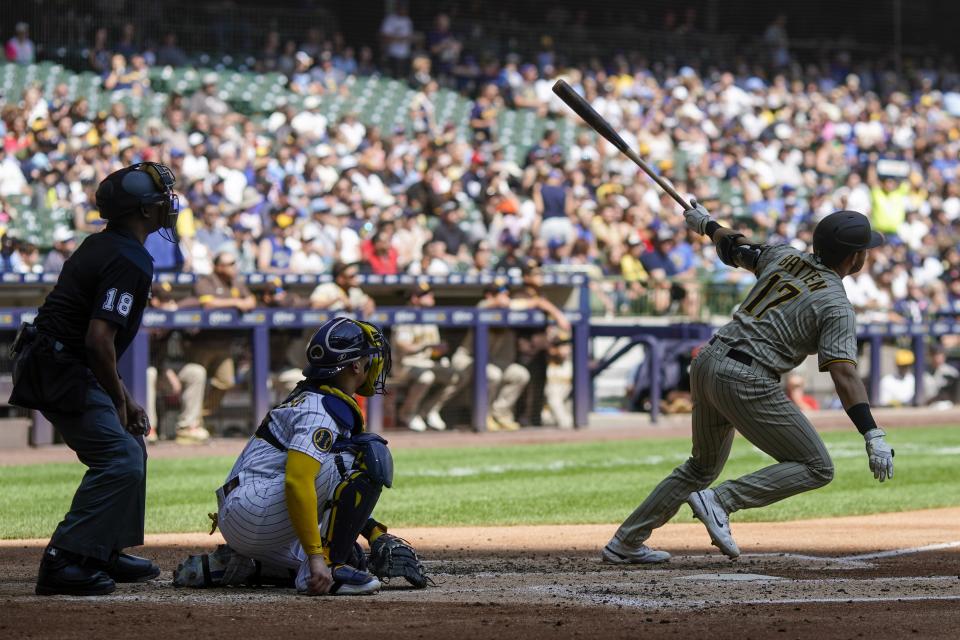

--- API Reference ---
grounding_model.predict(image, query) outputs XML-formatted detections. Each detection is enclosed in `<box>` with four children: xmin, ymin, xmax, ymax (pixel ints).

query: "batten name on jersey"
<box><xmin>777</xmin><ymin>254</ymin><xmax>828</xmax><ymax>291</ymax></box>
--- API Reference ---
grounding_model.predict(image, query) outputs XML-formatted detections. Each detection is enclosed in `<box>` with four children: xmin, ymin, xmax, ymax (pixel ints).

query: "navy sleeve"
<box><xmin>90</xmin><ymin>256</ymin><xmax>149</xmax><ymax>328</ymax></box>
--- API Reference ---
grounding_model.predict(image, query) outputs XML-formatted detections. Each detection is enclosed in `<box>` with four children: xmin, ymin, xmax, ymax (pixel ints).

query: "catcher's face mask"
<box><xmin>355</xmin><ymin>320</ymin><xmax>391</xmax><ymax>397</ymax></box>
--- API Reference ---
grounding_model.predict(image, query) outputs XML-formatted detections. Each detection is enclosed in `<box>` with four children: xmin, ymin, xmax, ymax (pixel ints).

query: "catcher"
<box><xmin>173</xmin><ymin>317</ymin><xmax>430</xmax><ymax>595</ymax></box>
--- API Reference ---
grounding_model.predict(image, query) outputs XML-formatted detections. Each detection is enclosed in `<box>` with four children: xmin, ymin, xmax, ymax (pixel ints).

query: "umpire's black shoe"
<box><xmin>36</xmin><ymin>546</ymin><xmax>116</xmax><ymax>596</ymax></box>
<box><xmin>90</xmin><ymin>552</ymin><xmax>161</xmax><ymax>583</ymax></box>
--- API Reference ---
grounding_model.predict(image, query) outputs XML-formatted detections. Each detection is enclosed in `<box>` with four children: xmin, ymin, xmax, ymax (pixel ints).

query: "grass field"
<box><xmin>2</xmin><ymin>425</ymin><xmax>959</xmax><ymax>539</ymax></box>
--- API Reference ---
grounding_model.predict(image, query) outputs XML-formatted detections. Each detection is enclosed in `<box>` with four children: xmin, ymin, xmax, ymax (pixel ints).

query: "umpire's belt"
<box><xmin>708</xmin><ymin>336</ymin><xmax>779</xmax><ymax>380</ymax></box>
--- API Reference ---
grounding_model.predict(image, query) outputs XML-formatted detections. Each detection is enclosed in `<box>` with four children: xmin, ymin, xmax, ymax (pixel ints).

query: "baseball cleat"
<box><xmin>425</xmin><ymin>410</ymin><xmax>447</xmax><ymax>431</ymax></box>
<box><xmin>405</xmin><ymin>416</ymin><xmax>427</xmax><ymax>432</ymax></box>
<box><xmin>601</xmin><ymin>538</ymin><xmax>671</xmax><ymax>564</ymax></box>
<box><xmin>687</xmin><ymin>489</ymin><xmax>740</xmax><ymax>559</ymax></box>
<box><xmin>327</xmin><ymin>564</ymin><xmax>381</xmax><ymax>595</ymax></box>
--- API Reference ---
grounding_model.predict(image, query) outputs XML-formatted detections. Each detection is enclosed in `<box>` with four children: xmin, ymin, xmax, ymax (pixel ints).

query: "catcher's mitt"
<box><xmin>367</xmin><ymin>533</ymin><xmax>433</xmax><ymax>588</ymax></box>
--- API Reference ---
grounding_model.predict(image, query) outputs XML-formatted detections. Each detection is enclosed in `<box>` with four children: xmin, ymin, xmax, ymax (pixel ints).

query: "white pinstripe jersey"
<box><xmin>225</xmin><ymin>389</ymin><xmax>351</xmax><ymax>484</ymax></box>
<box><xmin>714</xmin><ymin>244</ymin><xmax>858</xmax><ymax>375</ymax></box>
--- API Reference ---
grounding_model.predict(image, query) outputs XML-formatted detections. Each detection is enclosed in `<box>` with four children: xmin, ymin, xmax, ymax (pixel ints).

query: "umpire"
<box><xmin>9</xmin><ymin>162</ymin><xmax>179</xmax><ymax>596</ymax></box>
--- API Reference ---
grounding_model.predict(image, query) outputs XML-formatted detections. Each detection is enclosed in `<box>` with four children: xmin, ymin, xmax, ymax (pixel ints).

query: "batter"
<box><xmin>603</xmin><ymin>204</ymin><xmax>896</xmax><ymax>564</ymax></box>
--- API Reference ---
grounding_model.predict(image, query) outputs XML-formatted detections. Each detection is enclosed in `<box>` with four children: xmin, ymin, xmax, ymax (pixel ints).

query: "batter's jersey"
<box><xmin>225</xmin><ymin>389</ymin><xmax>352</xmax><ymax>486</ymax></box>
<box><xmin>713</xmin><ymin>244</ymin><xmax>858</xmax><ymax>375</ymax></box>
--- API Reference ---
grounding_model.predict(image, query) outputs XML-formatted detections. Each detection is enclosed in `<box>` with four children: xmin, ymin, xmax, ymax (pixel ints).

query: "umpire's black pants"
<box><xmin>43</xmin><ymin>384</ymin><xmax>147</xmax><ymax>562</ymax></box>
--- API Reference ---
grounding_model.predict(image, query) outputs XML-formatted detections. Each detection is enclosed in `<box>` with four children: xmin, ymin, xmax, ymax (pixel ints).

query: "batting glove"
<box><xmin>863</xmin><ymin>428</ymin><xmax>895</xmax><ymax>482</ymax></box>
<box><xmin>683</xmin><ymin>198</ymin><xmax>712</xmax><ymax>236</ymax></box>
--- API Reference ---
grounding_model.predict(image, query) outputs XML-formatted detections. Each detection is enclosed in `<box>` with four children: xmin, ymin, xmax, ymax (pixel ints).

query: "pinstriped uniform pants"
<box><xmin>216</xmin><ymin>453</ymin><xmax>354</xmax><ymax>591</ymax></box>
<box><xmin>614</xmin><ymin>343</ymin><xmax>834</xmax><ymax>547</ymax></box>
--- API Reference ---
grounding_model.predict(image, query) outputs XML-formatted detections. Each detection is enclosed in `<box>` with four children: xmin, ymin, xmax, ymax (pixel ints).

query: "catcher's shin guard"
<box><xmin>325</xmin><ymin>470</ymin><xmax>382</xmax><ymax>565</ymax></box>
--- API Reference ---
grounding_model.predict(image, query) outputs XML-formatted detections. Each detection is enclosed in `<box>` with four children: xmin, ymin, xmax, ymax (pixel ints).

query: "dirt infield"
<box><xmin>2</xmin><ymin>508</ymin><xmax>958</xmax><ymax>639</ymax></box>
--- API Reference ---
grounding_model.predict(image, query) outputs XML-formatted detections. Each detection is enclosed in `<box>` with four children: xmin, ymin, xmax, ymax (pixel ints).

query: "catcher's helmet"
<box><xmin>96</xmin><ymin>162</ymin><xmax>179</xmax><ymax>231</ymax></box>
<box><xmin>302</xmin><ymin>317</ymin><xmax>391</xmax><ymax>396</ymax></box>
<box><xmin>812</xmin><ymin>210</ymin><xmax>884</xmax><ymax>266</ymax></box>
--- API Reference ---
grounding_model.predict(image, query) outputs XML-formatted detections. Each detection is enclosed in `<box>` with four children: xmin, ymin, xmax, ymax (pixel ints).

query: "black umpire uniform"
<box><xmin>9</xmin><ymin>162</ymin><xmax>179</xmax><ymax>596</ymax></box>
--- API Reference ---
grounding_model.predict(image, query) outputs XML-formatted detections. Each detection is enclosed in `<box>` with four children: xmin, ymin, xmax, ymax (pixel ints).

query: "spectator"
<box><xmin>115</xmin><ymin>23</ymin><xmax>139</xmax><ymax>59</ymax></box>
<box><xmin>879</xmin><ymin>349</ymin><xmax>934</xmax><ymax>407</ymax></box>
<box><xmin>380</xmin><ymin>0</ymin><xmax>414</xmax><ymax>77</ymax></box>
<box><xmin>763</xmin><ymin>15</ymin><xmax>790</xmax><ymax>69</ymax></box>
<box><xmin>184</xmin><ymin>251</ymin><xmax>256</xmax><ymax>420</ymax></box>
<box><xmin>426</xmin><ymin>13</ymin><xmax>461</xmax><ymax>81</ymax></box>
<box><xmin>188</xmin><ymin>74</ymin><xmax>230</xmax><ymax>119</ymax></box>
<box><xmin>42</xmin><ymin>227</ymin><xmax>77</xmax><ymax>274</ymax></box>
<box><xmin>928</xmin><ymin>344</ymin><xmax>960</xmax><ymax>406</ymax></box>
<box><xmin>88</xmin><ymin>27</ymin><xmax>111</xmax><ymax>75</ymax></box>
<box><xmin>444</xmin><ymin>281</ymin><xmax>530</xmax><ymax>431</ymax></box>
<box><xmin>360</xmin><ymin>224</ymin><xmax>399</xmax><ymax>275</ymax></box>
<box><xmin>13</xmin><ymin>240</ymin><xmax>41</xmax><ymax>274</ymax></box>
<box><xmin>512</xmin><ymin>258</ymin><xmax>572</xmax><ymax>426</ymax></box>
<box><xmin>156</xmin><ymin>33</ymin><xmax>188</xmax><ymax>67</ymax></box>
<box><xmin>309</xmin><ymin>260</ymin><xmax>374</xmax><ymax>315</ymax></box>
<box><xmin>785</xmin><ymin>374</ymin><xmax>820</xmax><ymax>412</ymax></box>
<box><xmin>390</xmin><ymin>283</ymin><xmax>457</xmax><ymax>431</ymax></box>
<box><xmin>5</xmin><ymin>23</ymin><xmax>35</xmax><ymax>64</ymax></box>
<box><xmin>470</xmin><ymin>83</ymin><xmax>501</xmax><ymax>142</ymax></box>
<box><xmin>534</xmin><ymin>168</ymin><xmax>574</xmax><ymax>245</ymax></box>
<box><xmin>543</xmin><ymin>330</ymin><xmax>573</xmax><ymax>428</ymax></box>
<box><xmin>432</xmin><ymin>202</ymin><xmax>470</xmax><ymax>265</ymax></box>
<box><xmin>145</xmin><ymin>284</ymin><xmax>209</xmax><ymax>444</ymax></box>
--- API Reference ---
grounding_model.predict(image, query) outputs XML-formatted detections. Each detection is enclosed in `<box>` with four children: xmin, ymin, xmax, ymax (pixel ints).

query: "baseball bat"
<box><xmin>551</xmin><ymin>79</ymin><xmax>691</xmax><ymax>210</ymax></box>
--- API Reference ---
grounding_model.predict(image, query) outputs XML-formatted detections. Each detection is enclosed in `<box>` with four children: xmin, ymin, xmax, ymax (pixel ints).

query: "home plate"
<box><xmin>677</xmin><ymin>573</ymin><xmax>783</xmax><ymax>581</ymax></box>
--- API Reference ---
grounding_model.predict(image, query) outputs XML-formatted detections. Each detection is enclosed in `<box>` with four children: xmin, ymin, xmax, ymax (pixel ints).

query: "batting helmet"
<box><xmin>302</xmin><ymin>317</ymin><xmax>391</xmax><ymax>396</ymax></box>
<box><xmin>812</xmin><ymin>210</ymin><xmax>884</xmax><ymax>266</ymax></box>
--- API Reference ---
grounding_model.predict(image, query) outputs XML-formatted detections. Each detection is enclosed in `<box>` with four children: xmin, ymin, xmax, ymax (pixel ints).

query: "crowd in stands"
<box><xmin>2</xmin><ymin>7</ymin><xmax>960</xmax><ymax>438</ymax></box>
<box><xmin>1</xmin><ymin>11</ymin><xmax>960</xmax><ymax>327</ymax></box>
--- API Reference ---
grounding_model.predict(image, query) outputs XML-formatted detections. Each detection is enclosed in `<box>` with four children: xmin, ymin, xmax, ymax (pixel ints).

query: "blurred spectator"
<box><xmin>309</xmin><ymin>260</ymin><xmax>375</xmax><ymax>315</ymax></box>
<box><xmin>185</xmin><ymin>251</ymin><xmax>256</xmax><ymax>418</ymax></box>
<box><xmin>156</xmin><ymin>32</ymin><xmax>188</xmax><ymax>67</ymax></box>
<box><xmin>785</xmin><ymin>374</ymin><xmax>820</xmax><ymax>412</ymax></box>
<box><xmin>928</xmin><ymin>344</ymin><xmax>960</xmax><ymax>406</ymax></box>
<box><xmin>426</xmin><ymin>13</ymin><xmax>461</xmax><ymax>81</ymax></box>
<box><xmin>448</xmin><ymin>281</ymin><xmax>530</xmax><ymax>431</ymax></box>
<box><xmin>763</xmin><ymin>15</ymin><xmax>790</xmax><ymax>69</ymax></box>
<box><xmin>470</xmin><ymin>84</ymin><xmax>501</xmax><ymax>142</ymax></box>
<box><xmin>42</xmin><ymin>227</ymin><xmax>77</xmax><ymax>274</ymax></box>
<box><xmin>390</xmin><ymin>283</ymin><xmax>457</xmax><ymax>431</ymax></box>
<box><xmin>512</xmin><ymin>258</ymin><xmax>572</xmax><ymax>426</ymax></box>
<box><xmin>543</xmin><ymin>331</ymin><xmax>573</xmax><ymax>428</ymax></box>
<box><xmin>188</xmin><ymin>74</ymin><xmax>230</xmax><ymax>119</ymax></box>
<box><xmin>432</xmin><ymin>202</ymin><xmax>470</xmax><ymax>265</ymax></box>
<box><xmin>380</xmin><ymin>0</ymin><xmax>414</xmax><ymax>77</ymax></box>
<box><xmin>879</xmin><ymin>349</ymin><xmax>935</xmax><ymax>407</ymax></box>
<box><xmin>5</xmin><ymin>23</ymin><xmax>35</xmax><ymax>64</ymax></box>
<box><xmin>88</xmin><ymin>27</ymin><xmax>111</xmax><ymax>74</ymax></box>
<box><xmin>360</xmin><ymin>224</ymin><xmax>400</xmax><ymax>275</ymax></box>
<box><xmin>145</xmin><ymin>283</ymin><xmax>210</xmax><ymax>444</ymax></box>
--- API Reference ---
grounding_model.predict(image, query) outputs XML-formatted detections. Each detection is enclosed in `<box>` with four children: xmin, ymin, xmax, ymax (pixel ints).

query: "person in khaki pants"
<box><xmin>437</xmin><ymin>281</ymin><xmax>529</xmax><ymax>431</ymax></box>
<box><xmin>145</xmin><ymin>283</ymin><xmax>209</xmax><ymax>444</ymax></box>
<box><xmin>391</xmin><ymin>283</ymin><xmax>456</xmax><ymax>432</ymax></box>
<box><xmin>183</xmin><ymin>251</ymin><xmax>257</xmax><ymax>431</ymax></box>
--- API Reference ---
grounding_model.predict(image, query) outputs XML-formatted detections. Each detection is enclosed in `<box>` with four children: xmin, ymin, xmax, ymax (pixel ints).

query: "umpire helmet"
<box><xmin>96</xmin><ymin>162</ymin><xmax>179</xmax><ymax>226</ymax></box>
<box><xmin>812</xmin><ymin>210</ymin><xmax>884</xmax><ymax>267</ymax></box>
<box><xmin>302</xmin><ymin>317</ymin><xmax>391</xmax><ymax>396</ymax></box>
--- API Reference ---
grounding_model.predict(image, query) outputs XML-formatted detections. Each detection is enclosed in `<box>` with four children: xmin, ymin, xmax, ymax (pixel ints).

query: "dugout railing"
<box><xmin>0</xmin><ymin>272</ymin><xmax>592</xmax><ymax>445</ymax></box>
